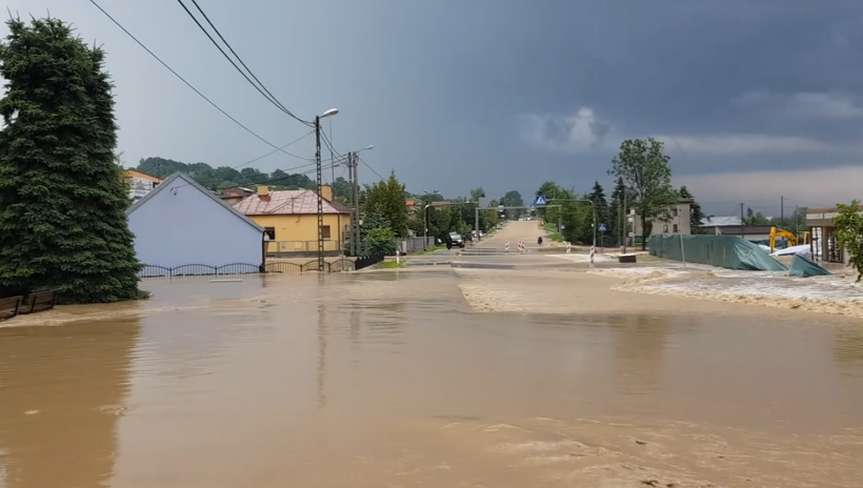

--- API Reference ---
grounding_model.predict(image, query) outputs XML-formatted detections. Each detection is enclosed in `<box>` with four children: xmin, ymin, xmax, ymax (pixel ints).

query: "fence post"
<box><xmin>679</xmin><ymin>233</ymin><xmax>687</xmax><ymax>267</ymax></box>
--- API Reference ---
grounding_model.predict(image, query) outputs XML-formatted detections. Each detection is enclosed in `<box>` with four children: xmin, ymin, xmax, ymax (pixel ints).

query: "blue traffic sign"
<box><xmin>598</xmin><ymin>223</ymin><xmax>608</xmax><ymax>233</ymax></box>
<box><xmin>534</xmin><ymin>195</ymin><xmax>547</xmax><ymax>206</ymax></box>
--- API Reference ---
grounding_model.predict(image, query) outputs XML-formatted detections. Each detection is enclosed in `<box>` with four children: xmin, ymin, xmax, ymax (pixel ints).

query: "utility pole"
<box><xmin>474</xmin><ymin>204</ymin><xmax>480</xmax><ymax>242</ymax></box>
<box><xmin>315</xmin><ymin>115</ymin><xmax>325</xmax><ymax>271</ymax></box>
<box><xmin>780</xmin><ymin>195</ymin><xmax>784</xmax><ymax>227</ymax></box>
<box><xmin>351</xmin><ymin>152</ymin><xmax>360</xmax><ymax>256</ymax></box>
<box><xmin>313</xmin><ymin>108</ymin><xmax>339</xmax><ymax>270</ymax></box>
<box><xmin>740</xmin><ymin>202</ymin><xmax>745</xmax><ymax>239</ymax></box>
<box><xmin>621</xmin><ymin>190</ymin><xmax>628</xmax><ymax>254</ymax></box>
<box><xmin>329</xmin><ymin>122</ymin><xmax>335</xmax><ymax>184</ymax></box>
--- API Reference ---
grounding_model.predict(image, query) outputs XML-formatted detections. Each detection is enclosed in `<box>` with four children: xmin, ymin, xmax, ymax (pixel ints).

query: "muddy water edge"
<box><xmin>1</xmin><ymin>270</ymin><xmax>862</xmax><ymax>487</ymax></box>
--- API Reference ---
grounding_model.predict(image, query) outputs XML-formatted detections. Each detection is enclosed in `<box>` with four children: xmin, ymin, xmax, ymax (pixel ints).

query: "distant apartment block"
<box><xmin>633</xmin><ymin>199</ymin><xmax>693</xmax><ymax>243</ymax></box>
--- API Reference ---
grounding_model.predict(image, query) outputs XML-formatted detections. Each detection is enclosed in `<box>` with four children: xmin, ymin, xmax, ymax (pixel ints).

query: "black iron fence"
<box><xmin>355</xmin><ymin>252</ymin><xmax>385</xmax><ymax>270</ymax></box>
<box><xmin>140</xmin><ymin>258</ymin><xmax>366</xmax><ymax>279</ymax></box>
<box><xmin>138</xmin><ymin>263</ymin><xmax>263</xmax><ymax>278</ymax></box>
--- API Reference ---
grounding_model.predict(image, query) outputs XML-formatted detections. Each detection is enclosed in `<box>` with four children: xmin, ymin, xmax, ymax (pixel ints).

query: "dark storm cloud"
<box><xmin>3</xmin><ymin>0</ymin><xmax>862</xmax><ymax>208</ymax></box>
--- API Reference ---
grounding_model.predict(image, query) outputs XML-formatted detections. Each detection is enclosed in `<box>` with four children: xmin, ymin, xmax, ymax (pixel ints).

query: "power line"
<box><xmin>213</xmin><ymin>160</ymin><xmax>341</xmax><ymax>191</ymax></box>
<box><xmin>319</xmin><ymin>128</ymin><xmax>342</xmax><ymax>159</ymax></box>
<box><xmin>358</xmin><ymin>156</ymin><xmax>386</xmax><ymax>181</ymax></box>
<box><xmin>87</xmin><ymin>0</ymin><xmax>311</xmax><ymax>162</ymax></box>
<box><xmin>176</xmin><ymin>0</ymin><xmax>312</xmax><ymax>127</ymax></box>
<box><xmin>234</xmin><ymin>129</ymin><xmax>314</xmax><ymax>170</ymax></box>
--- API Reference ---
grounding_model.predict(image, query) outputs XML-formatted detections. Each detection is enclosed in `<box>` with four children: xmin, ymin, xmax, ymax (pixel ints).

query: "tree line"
<box><xmin>534</xmin><ymin>138</ymin><xmax>706</xmax><ymax>249</ymax></box>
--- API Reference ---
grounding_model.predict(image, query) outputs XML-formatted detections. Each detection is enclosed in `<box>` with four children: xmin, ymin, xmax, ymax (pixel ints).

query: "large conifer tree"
<box><xmin>0</xmin><ymin>18</ymin><xmax>140</xmax><ymax>302</ymax></box>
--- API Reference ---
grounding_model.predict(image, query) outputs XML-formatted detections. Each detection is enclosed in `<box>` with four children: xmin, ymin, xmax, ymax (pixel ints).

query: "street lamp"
<box><xmin>421</xmin><ymin>189</ymin><xmax>439</xmax><ymax>239</ymax></box>
<box><xmin>315</xmin><ymin>108</ymin><xmax>339</xmax><ymax>271</ymax></box>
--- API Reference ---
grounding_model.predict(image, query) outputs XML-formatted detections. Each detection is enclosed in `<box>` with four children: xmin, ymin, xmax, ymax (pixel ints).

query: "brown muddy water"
<box><xmin>1</xmin><ymin>271</ymin><xmax>863</xmax><ymax>487</ymax></box>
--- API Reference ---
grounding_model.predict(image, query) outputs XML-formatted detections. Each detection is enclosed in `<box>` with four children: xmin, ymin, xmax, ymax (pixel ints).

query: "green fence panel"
<box><xmin>648</xmin><ymin>235</ymin><xmax>786</xmax><ymax>271</ymax></box>
<box><xmin>788</xmin><ymin>254</ymin><xmax>831</xmax><ymax>277</ymax></box>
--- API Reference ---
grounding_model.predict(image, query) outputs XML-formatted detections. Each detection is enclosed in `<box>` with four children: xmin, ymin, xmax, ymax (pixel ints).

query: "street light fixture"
<box><xmin>315</xmin><ymin>108</ymin><xmax>339</xmax><ymax>272</ymax></box>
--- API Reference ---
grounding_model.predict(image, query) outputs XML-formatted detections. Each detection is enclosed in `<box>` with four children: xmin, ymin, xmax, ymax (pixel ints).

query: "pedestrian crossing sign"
<box><xmin>534</xmin><ymin>195</ymin><xmax>547</xmax><ymax>206</ymax></box>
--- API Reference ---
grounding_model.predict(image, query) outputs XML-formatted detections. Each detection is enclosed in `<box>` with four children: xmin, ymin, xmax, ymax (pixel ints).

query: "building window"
<box><xmin>673</xmin><ymin>224</ymin><xmax>679</xmax><ymax>233</ymax></box>
<box><xmin>264</xmin><ymin>227</ymin><xmax>276</xmax><ymax>240</ymax></box>
<box><xmin>663</xmin><ymin>224</ymin><xmax>669</xmax><ymax>233</ymax></box>
<box><xmin>672</xmin><ymin>208</ymin><xmax>678</xmax><ymax>217</ymax></box>
<box><xmin>321</xmin><ymin>225</ymin><xmax>331</xmax><ymax>239</ymax></box>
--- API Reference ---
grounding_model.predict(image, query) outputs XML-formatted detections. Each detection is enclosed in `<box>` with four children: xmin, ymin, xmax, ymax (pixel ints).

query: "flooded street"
<box><xmin>2</xmin><ymin>270</ymin><xmax>863</xmax><ymax>487</ymax></box>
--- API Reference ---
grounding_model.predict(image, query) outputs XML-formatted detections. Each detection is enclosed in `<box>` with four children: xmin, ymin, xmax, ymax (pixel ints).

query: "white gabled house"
<box><xmin>126</xmin><ymin>173</ymin><xmax>265</xmax><ymax>273</ymax></box>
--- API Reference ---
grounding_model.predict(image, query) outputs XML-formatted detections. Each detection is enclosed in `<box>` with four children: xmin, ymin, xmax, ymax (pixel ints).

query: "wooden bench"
<box><xmin>18</xmin><ymin>289</ymin><xmax>57</xmax><ymax>315</ymax></box>
<box><xmin>0</xmin><ymin>296</ymin><xmax>22</xmax><ymax>321</ymax></box>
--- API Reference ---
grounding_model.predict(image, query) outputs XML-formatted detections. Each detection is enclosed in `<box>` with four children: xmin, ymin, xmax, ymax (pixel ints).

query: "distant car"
<box><xmin>448</xmin><ymin>232</ymin><xmax>465</xmax><ymax>248</ymax></box>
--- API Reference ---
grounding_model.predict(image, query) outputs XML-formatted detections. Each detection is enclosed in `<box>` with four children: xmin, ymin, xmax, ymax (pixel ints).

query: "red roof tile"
<box><xmin>233</xmin><ymin>190</ymin><xmax>351</xmax><ymax>216</ymax></box>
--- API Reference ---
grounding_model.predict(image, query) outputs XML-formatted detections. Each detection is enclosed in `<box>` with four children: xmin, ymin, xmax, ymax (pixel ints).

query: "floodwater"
<box><xmin>2</xmin><ymin>271</ymin><xmax>863</xmax><ymax>487</ymax></box>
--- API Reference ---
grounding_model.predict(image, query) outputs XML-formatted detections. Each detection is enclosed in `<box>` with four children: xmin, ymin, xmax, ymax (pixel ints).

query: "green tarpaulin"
<box><xmin>648</xmin><ymin>235</ymin><xmax>787</xmax><ymax>271</ymax></box>
<box><xmin>788</xmin><ymin>254</ymin><xmax>831</xmax><ymax>277</ymax></box>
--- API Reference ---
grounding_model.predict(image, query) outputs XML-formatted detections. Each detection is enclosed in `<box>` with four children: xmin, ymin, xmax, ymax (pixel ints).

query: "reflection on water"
<box><xmin>1</xmin><ymin>272</ymin><xmax>862</xmax><ymax>487</ymax></box>
<box><xmin>834</xmin><ymin>327</ymin><xmax>863</xmax><ymax>376</ymax></box>
<box><xmin>612</xmin><ymin>315</ymin><xmax>671</xmax><ymax>396</ymax></box>
<box><xmin>0</xmin><ymin>320</ymin><xmax>139</xmax><ymax>488</ymax></box>
<box><xmin>317</xmin><ymin>303</ymin><xmax>327</xmax><ymax>409</ymax></box>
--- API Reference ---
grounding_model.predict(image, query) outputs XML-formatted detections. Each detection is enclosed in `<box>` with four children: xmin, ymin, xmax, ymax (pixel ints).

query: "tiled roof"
<box><xmin>233</xmin><ymin>190</ymin><xmax>351</xmax><ymax>215</ymax></box>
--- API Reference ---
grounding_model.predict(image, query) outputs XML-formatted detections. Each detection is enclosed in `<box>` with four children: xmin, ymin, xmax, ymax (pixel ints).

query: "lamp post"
<box><xmin>315</xmin><ymin>108</ymin><xmax>339</xmax><ymax>271</ymax></box>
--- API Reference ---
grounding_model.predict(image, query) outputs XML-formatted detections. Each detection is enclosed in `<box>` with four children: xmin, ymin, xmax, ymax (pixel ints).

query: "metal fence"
<box><xmin>138</xmin><ymin>263</ymin><xmax>263</xmax><ymax>278</ymax></box>
<box><xmin>355</xmin><ymin>252</ymin><xmax>385</xmax><ymax>270</ymax></box>
<box><xmin>140</xmin><ymin>258</ymin><xmax>363</xmax><ymax>279</ymax></box>
<box><xmin>399</xmin><ymin>236</ymin><xmax>435</xmax><ymax>254</ymax></box>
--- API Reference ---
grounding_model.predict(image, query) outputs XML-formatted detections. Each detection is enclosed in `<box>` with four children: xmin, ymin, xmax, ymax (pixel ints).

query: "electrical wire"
<box><xmin>319</xmin><ymin>129</ymin><xmax>342</xmax><ymax>159</ymax></box>
<box><xmin>213</xmin><ymin>160</ymin><xmax>340</xmax><ymax>191</ymax></box>
<box><xmin>234</xmin><ymin>129</ymin><xmax>315</xmax><ymax>170</ymax></box>
<box><xmin>87</xmin><ymin>0</ymin><xmax>312</xmax><ymax>162</ymax></box>
<box><xmin>176</xmin><ymin>0</ymin><xmax>312</xmax><ymax>127</ymax></box>
<box><xmin>189</xmin><ymin>0</ymin><xmax>305</xmax><ymax>123</ymax></box>
<box><xmin>358</xmin><ymin>156</ymin><xmax>386</xmax><ymax>181</ymax></box>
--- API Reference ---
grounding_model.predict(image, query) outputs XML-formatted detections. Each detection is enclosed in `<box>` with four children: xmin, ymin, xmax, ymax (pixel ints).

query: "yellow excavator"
<box><xmin>769</xmin><ymin>226</ymin><xmax>809</xmax><ymax>252</ymax></box>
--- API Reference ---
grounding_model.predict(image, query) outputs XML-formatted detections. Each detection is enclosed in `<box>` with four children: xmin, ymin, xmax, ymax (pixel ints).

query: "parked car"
<box><xmin>447</xmin><ymin>232</ymin><xmax>465</xmax><ymax>248</ymax></box>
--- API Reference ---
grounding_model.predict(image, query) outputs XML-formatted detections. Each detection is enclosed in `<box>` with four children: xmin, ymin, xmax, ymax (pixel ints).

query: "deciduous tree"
<box><xmin>363</xmin><ymin>173</ymin><xmax>408</xmax><ymax>237</ymax></box>
<box><xmin>610</xmin><ymin>138</ymin><xmax>676</xmax><ymax>249</ymax></box>
<box><xmin>835</xmin><ymin>200</ymin><xmax>863</xmax><ymax>281</ymax></box>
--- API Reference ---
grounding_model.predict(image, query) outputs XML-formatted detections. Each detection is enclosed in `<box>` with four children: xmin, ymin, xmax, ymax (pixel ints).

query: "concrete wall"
<box><xmin>128</xmin><ymin>178</ymin><xmax>263</xmax><ymax>267</ymax></box>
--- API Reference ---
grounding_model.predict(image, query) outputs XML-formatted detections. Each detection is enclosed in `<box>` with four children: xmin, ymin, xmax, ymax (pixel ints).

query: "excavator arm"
<box><xmin>769</xmin><ymin>226</ymin><xmax>798</xmax><ymax>252</ymax></box>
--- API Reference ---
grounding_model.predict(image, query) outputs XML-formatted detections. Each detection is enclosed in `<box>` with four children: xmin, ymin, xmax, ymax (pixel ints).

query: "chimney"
<box><xmin>257</xmin><ymin>185</ymin><xmax>270</xmax><ymax>201</ymax></box>
<box><xmin>320</xmin><ymin>184</ymin><xmax>333</xmax><ymax>202</ymax></box>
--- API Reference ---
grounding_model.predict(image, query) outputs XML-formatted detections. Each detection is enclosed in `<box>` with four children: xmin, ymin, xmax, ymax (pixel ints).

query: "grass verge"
<box><xmin>543</xmin><ymin>223</ymin><xmax>563</xmax><ymax>242</ymax></box>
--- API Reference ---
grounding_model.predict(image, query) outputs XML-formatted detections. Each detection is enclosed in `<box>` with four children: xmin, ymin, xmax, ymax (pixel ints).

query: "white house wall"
<box><xmin>128</xmin><ymin>178</ymin><xmax>262</xmax><ymax>268</ymax></box>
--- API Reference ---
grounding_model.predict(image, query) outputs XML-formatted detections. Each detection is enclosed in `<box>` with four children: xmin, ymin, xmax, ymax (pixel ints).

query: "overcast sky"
<box><xmin>4</xmin><ymin>0</ymin><xmax>863</xmax><ymax>215</ymax></box>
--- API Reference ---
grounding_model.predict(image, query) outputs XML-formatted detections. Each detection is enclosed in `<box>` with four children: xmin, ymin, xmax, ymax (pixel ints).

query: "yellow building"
<box><xmin>233</xmin><ymin>185</ymin><xmax>352</xmax><ymax>255</ymax></box>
